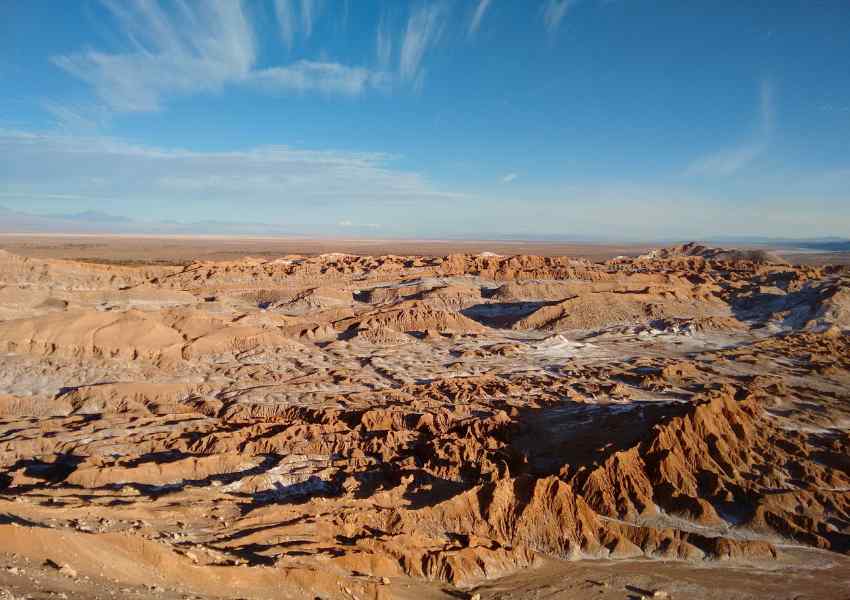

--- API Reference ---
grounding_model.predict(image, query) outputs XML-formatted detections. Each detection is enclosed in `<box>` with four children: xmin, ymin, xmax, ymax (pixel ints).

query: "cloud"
<box><xmin>40</xmin><ymin>100</ymin><xmax>110</xmax><ymax>132</ymax></box>
<box><xmin>3</xmin><ymin>127</ymin><xmax>847</xmax><ymax>237</ymax></box>
<box><xmin>300</xmin><ymin>0</ymin><xmax>322</xmax><ymax>37</ymax></box>
<box><xmin>274</xmin><ymin>0</ymin><xmax>297</xmax><ymax>49</ymax></box>
<box><xmin>53</xmin><ymin>0</ymin><xmax>382</xmax><ymax>113</ymax></box>
<box><xmin>468</xmin><ymin>0</ymin><xmax>492</xmax><ymax>37</ymax></box>
<box><xmin>0</xmin><ymin>128</ymin><xmax>461</xmax><ymax>225</ymax></box>
<box><xmin>53</xmin><ymin>0</ymin><xmax>255</xmax><ymax>112</ymax></box>
<box><xmin>541</xmin><ymin>0</ymin><xmax>574</xmax><ymax>33</ymax></box>
<box><xmin>686</xmin><ymin>79</ymin><xmax>775</xmax><ymax>177</ymax></box>
<box><xmin>275</xmin><ymin>0</ymin><xmax>322</xmax><ymax>47</ymax></box>
<box><xmin>400</xmin><ymin>4</ymin><xmax>447</xmax><ymax>85</ymax></box>
<box><xmin>249</xmin><ymin>61</ymin><xmax>388</xmax><ymax>96</ymax></box>
<box><xmin>685</xmin><ymin>143</ymin><xmax>767</xmax><ymax>177</ymax></box>
<box><xmin>52</xmin><ymin>0</ymin><xmax>500</xmax><ymax>109</ymax></box>
<box><xmin>376</xmin><ymin>16</ymin><xmax>393</xmax><ymax>70</ymax></box>
<box><xmin>501</xmin><ymin>173</ymin><xmax>518</xmax><ymax>183</ymax></box>
<box><xmin>336</xmin><ymin>219</ymin><xmax>380</xmax><ymax>230</ymax></box>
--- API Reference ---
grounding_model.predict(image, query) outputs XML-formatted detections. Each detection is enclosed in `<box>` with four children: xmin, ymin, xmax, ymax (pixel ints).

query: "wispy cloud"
<box><xmin>3</xmin><ymin>129</ymin><xmax>847</xmax><ymax>237</ymax></box>
<box><xmin>501</xmin><ymin>173</ymin><xmax>518</xmax><ymax>183</ymax></box>
<box><xmin>51</xmin><ymin>0</ymin><xmax>516</xmax><ymax>111</ymax></box>
<box><xmin>0</xmin><ymin>128</ymin><xmax>461</xmax><ymax>224</ymax></box>
<box><xmin>40</xmin><ymin>100</ymin><xmax>110</xmax><ymax>132</ymax></box>
<box><xmin>300</xmin><ymin>0</ymin><xmax>322</xmax><ymax>37</ymax></box>
<box><xmin>337</xmin><ymin>219</ymin><xmax>381</xmax><ymax>229</ymax></box>
<box><xmin>274</xmin><ymin>0</ymin><xmax>322</xmax><ymax>48</ymax></box>
<box><xmin>274</xmin><ymin>0</ymin><xmax>297</xmax><ymax>49</ymax></box>
<box><xmin>250</xmin><ymin>61</ymin><xmax>388</xmax><ymax>96</ymax></box>
<box><xmin>376</xmin><ymin>15</ymin><xmax>393</xmax><ymax>70</ymax></box>
<box><xmin>53</xmin><ymin>0</ymin><xmax>382</xmax><ymax>113</ymax></box>
<box><xmin>54</xmin><ymin>0</ymin><xmax>255</xmax><ymax>112</ymax></box>
<box><xmin>400</xmin><ymin>4</ymin><xmax>447</xmax><ymax>87</ymax></box>
<box><xmin>686</xmin><ymin>79</ymin><xmax>775</xmax><ymax>177</ymax></box>
<box><xmin>541</xmin><ymin>0</ymin><xmax>574</xmax><ymax>33</ymax></box>
<box><xmin>685</xmin><ymin>143</ymin><xmax>767</xmax><ymax>177</ymax></box>
<box><xmin>468</xmin><ymin>0</ymin><xmax>492</xmax><ymax>38</ymax></box>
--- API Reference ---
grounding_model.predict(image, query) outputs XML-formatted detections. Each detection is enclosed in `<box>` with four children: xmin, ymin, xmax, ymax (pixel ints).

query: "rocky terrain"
<box><xmin>0</xmin><ymin>242</ymin><xmax>848</xmax><ymax>600</ymax></box>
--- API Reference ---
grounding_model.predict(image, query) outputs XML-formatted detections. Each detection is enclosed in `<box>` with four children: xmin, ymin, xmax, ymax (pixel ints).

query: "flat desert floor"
<box><xmin>0</xmin><ymin>237</ymin><xmax>849</xmax><ymax>600</ymax></box>
<box><xmin>2</xmin><ymin>233</ymin><xmax>846</xmax><ymax>266</ymax></box>
<box><xmin>0</xmin><ymin>234</ymin><xmax>660</xmax><ymax>264</ymax></box>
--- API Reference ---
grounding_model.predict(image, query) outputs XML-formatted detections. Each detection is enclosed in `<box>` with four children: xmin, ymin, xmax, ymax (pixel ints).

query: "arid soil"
<box><xmin>0</xmin><ymin>234</ymin><xmax>657</xmax><ymax>264</ymax></box>
<box><xmin>3</xmin><ymin>233</ymin><xmax>848</xmax><ymax>267</ymax></box>
<box><xmin>0</xmin><ymin>241</ymin><xmax>849</xmax><ymax>600</ymax></box>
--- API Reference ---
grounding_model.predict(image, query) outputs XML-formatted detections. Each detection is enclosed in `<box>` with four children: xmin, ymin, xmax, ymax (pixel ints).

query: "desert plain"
<box><xmin>0</xmin><ymin>236</ymin><xmax>848</xmax><ymax>600</ymax></box>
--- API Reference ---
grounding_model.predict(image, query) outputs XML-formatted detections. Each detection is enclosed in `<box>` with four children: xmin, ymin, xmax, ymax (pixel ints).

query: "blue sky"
<box><xmin>1</xmin><ymin>0</ymin><xmax>849</xmax><ymax>239</ymax></box>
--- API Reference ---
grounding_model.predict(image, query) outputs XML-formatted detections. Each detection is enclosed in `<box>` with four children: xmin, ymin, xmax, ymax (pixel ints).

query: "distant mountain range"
<box><xmin>1</xmin><ymin>205</ymin><xmax>848</xmax><ymax>248</ymax></box>
<box><xmin>784</xmin><ymin>240</ymin><xmax>850</xmax><ymax>252</ymax></box>
<box><xmin>703</xmin><ymin>235</ymin><xmax>850</xmax><ymax>251</ymax></box>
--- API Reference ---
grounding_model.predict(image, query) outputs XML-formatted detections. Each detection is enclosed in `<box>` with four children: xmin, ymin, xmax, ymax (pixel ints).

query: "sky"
<box><xmin>1</xmin><ymin>0</ymin><xmax>849</xmax><ymax>240</ymax></box>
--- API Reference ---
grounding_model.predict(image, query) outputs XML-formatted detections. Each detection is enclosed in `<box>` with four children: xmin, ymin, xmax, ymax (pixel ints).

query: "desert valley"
<box><xmin>5</xmin><ymin>1</ymin><xmax>850</xmax><ymax>598</ymax></box>
<box><xmin>0</xmin><ymin>240</ymin><xmax>848</xmax><ymax>600</ymax></box>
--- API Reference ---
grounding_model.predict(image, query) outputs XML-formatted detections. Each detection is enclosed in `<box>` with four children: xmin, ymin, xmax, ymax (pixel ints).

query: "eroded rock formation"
<box><xmin>0</xmin><ymin>245</ymin><xmax>848</xmax><ymax>598</ymax></box>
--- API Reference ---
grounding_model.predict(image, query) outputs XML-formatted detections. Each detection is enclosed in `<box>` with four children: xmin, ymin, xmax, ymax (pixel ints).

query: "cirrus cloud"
<box><xmin>542</xmin><ymin>0</ymin><xmax>575</xmax><ymax>33</ymax></box>
<box><xmin>400</xmin><ymin>3</ymin><xmax>448</xmax><ymax>88</ymax></box>
<box><xmin>686</xmin><ymin>79</ymin><xmax>775</xmax><ymax>177</ymax></box>
<box><xmin>53</xmin><ymin>0</ymin><xmax>385</xmax><ymax>113</ymax></box>
<box><xmin>468</xmin><ymin>0</ymin><xmax>493</xmax><ymax>38</ymax></box>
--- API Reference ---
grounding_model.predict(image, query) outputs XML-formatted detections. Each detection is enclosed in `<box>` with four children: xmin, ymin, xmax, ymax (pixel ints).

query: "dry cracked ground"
<box><xmin>0</xmin><ymin>243</ymin><xmax>849</xmax><ymax>600</ymax></box>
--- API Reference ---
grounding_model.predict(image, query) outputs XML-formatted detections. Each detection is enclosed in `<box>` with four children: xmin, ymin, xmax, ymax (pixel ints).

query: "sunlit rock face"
<box><xmin>0</xmin><ymin>245</ymin><xmax>848</xmax><ymax>599</ymax></box>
